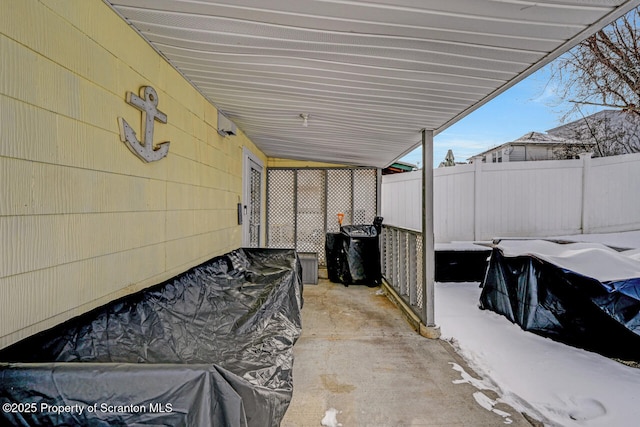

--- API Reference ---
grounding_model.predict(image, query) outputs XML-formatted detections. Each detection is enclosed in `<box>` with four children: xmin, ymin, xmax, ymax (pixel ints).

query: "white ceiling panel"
<box><xmin>105</xmin><ymin>0</ymin><xmax>640</xmax><ymax>167</ymax></box>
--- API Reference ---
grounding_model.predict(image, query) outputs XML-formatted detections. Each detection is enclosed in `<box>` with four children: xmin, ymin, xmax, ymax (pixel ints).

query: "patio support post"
<box><xmin>421</xmin><ymin>129</ymin><xmax>440</xmax><ymax>338</ymax></box>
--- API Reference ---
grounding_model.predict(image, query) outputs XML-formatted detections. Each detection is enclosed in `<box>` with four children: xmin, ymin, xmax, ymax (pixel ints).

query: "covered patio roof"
<box><xmin>105</xmin><ymin>0</ymin><xmax>640</xmax><ymax>168</ymax></box>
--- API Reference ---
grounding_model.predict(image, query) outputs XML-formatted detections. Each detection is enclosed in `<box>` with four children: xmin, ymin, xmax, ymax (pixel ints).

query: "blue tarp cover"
<box><xmin>480</xmin><ymin>240</ymin><xmax>640</xmax><ymax>361</ymax></box>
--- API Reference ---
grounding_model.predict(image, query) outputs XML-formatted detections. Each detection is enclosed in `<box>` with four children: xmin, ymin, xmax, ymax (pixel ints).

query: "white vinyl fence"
<box><xmin>381</xmin><ymin>153</ymin><xmax>640</xmax><ymax>242</ymax></box>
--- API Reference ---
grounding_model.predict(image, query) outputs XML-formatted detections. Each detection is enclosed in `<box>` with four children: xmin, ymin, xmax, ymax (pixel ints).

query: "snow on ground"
<box><xmin>436</xmin><ymin>282</ymin><xmax>640</xmax><ymax>427</ymax></box>
<box><xmin>552</xmin><ymin>230</ymin><xmax>640</xmax><ymax>251</ymax></box>
<box><xmin>436</xmin><ymin>231</ymin><xmax>640</xmax><ymax>427</ymax></box>
<box><xmin>320</xmin><ymin>408</ymin><xmax>342</xmax><ymax>427</ymax></box>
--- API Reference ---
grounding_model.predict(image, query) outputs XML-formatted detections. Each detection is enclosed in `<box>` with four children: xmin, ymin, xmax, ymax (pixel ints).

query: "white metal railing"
<box><xmin>380</xmin><ymin>224</ymin><xmax>425</xmax><ymax>323</ymax></box>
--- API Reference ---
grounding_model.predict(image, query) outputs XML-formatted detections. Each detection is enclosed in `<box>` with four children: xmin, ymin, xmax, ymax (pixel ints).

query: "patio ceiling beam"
<box><xmin>105</xmin><ymin>0</ymin><xmax>640</xmax><ymax>168</ymax></box>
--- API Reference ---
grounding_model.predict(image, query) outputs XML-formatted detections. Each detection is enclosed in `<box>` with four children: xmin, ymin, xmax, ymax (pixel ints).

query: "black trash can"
<box><xmin>325</xmin><ymin>232</ymin><xmax>351</xmax><ymax>284</ymax></box>
<box><xmin>326</xmin><ymin>225</ymin><xmax>381</xmax><ymax>286</ymax></box>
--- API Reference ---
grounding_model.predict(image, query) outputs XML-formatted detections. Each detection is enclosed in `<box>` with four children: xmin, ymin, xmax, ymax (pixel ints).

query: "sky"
<box><xmin>400</xmin><ymin>64</ymin><xmax>581</xmax><ymax>168</ymax></box>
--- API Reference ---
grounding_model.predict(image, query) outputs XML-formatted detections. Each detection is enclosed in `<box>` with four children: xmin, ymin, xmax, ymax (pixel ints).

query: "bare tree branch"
<box><xmin>549</xmin><ymin>8</ymin><xmax>640</xmax><ymax>155</ymax></box>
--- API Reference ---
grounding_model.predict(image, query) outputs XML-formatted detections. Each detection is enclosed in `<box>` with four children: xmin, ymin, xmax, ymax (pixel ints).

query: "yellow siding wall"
<box><xmin>0</xmin><ymin>0</ymin><xmax>266</xmax><ymax>348</ymax></box>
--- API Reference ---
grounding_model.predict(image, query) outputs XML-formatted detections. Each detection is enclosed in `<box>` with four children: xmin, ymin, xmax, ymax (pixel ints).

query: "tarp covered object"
<box><xmin>325</xmin><ymin>232</ymin><xmax>351</xmax><ymax>284</ymax></box>
<box><xmin>326</xmin><ymin>225</ymin><xmax>381</xmax><ymax>286</ymax></box>
<box><xmin>341</xmin><ymin>225</ymin><xmax>381</xmax><ymax>285</ymax></box>
<box><xmin>435</xmin><ymin>248</ymin><xmax>491</xmax><ymax>282</ymax></box>
<box><xmin>480</xmin><ymin>240</ymin><xmax>640</xmax><ymax>361</ymax></box>
<box><xmin>0</xmin><ymin>248</ymin><xmax>303</xmax><ymax>426</ymax></box>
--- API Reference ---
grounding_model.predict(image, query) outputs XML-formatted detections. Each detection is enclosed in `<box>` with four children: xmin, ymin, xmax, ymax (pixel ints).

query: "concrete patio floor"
<box><xmin>281</xmin><ymin>279</ymin><xmax>536</xmax><ymax>427</ymax></box>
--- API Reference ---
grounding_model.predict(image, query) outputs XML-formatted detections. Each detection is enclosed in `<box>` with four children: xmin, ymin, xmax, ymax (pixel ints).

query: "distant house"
<box><xmin>382</xmin><ymin>160</ymin><xmax>417</xmax><ymax>174</ymax></box>
<box><xmin>469</xmin><ymin>132</ymin><xmax>595</xmax><ymax>163</ymax></box>
<box><xmin>547</xmin><ymin>109</ymin><xmax>640</xmax><ymax>156</ymax></box>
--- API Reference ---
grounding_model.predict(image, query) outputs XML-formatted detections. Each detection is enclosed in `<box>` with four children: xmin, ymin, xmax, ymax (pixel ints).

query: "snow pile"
<box><xmin>437</xmin><ymin>281</ymin><xmax>640</xmax><ymax>426</ymax></box>
<box><xmin>553</xmin><ymin>230</ymin><xmax>640</xmax><ymax>251</ymax></box>
<box><xmin>321</xmin><ymin>408</ymin><xmax>342</xmax><ymax>427</ymax></box>
<box><xmin>450</xmin><ymin>362</ymin><xmax>513</xmax><ymax>424</ymax></box>
<box><xmin>473</xmin><ymin>391</ymin><xmax>513</xmax><ymax>424</ymax></box>
<box><xmin>496</xmin><ymin>239</ymin><xmax>640</xmax><ymax>282</ymax></box>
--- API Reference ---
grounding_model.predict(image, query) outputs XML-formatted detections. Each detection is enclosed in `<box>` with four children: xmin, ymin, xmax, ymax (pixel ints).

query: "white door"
<box><xmin>243</xmin><ymin>148</ymin><xmax>263</xmax><ymax>247</ymax></box>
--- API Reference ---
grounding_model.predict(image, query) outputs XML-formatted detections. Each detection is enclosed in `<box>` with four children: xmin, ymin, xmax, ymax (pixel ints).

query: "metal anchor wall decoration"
<box><xmin>118</xmin><ymin>86</ymin><xmax>170</xmax><ymax>162</ymax></box>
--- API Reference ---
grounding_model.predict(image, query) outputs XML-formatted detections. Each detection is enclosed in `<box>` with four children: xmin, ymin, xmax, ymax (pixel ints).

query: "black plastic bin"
<box><xmin>325</xmin><ymin>232</ymin><xmax>350</xmax><ymax>283</ymax></box>
<box><xmin>326</xmin><ymin>225</ymin><xmax>381</xmax><ymax>286</ymax></box>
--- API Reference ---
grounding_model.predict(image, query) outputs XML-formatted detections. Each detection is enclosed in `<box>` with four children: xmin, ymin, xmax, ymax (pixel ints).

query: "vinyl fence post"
<box><xmin>473</xmin><ymin>157</ymin><xmax>483</xmax><ymax>241</ymax></box>
<box><xmin>580</xmin><ymin>152</ymin><xmax>593</xmax><ymax>234</ymax></box>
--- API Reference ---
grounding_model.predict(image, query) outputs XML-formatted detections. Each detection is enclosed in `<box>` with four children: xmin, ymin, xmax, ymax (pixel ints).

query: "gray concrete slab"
<box><xmin>282</xmin><ymin>280</ymin><xmax>535</xmax><ymax>427</ymax></box>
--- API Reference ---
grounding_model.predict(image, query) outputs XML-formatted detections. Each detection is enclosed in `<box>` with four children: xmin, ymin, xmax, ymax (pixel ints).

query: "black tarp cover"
<box><xmin>325</xmin><ymin>225</ymin><xmax>381</xmax><ymax>286</ymax></box>
<box><xmin>480</xmin><ymin>240</ymin><xmax>640</xmax><ymax>361</ymax></box>
<box><xmin>325</xmin><ymin>232</ymin><xmax>350</xmax><ymax>284</ymax></box>
<box><xmin>0</xmin><ymin>248</ymin><xmax>303</xmax><ymax>426</ymax></box>
<box><xmin>435</xmin><ymin>248</ymin><xmax>491</xmax><ymax>282</ymax></box>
